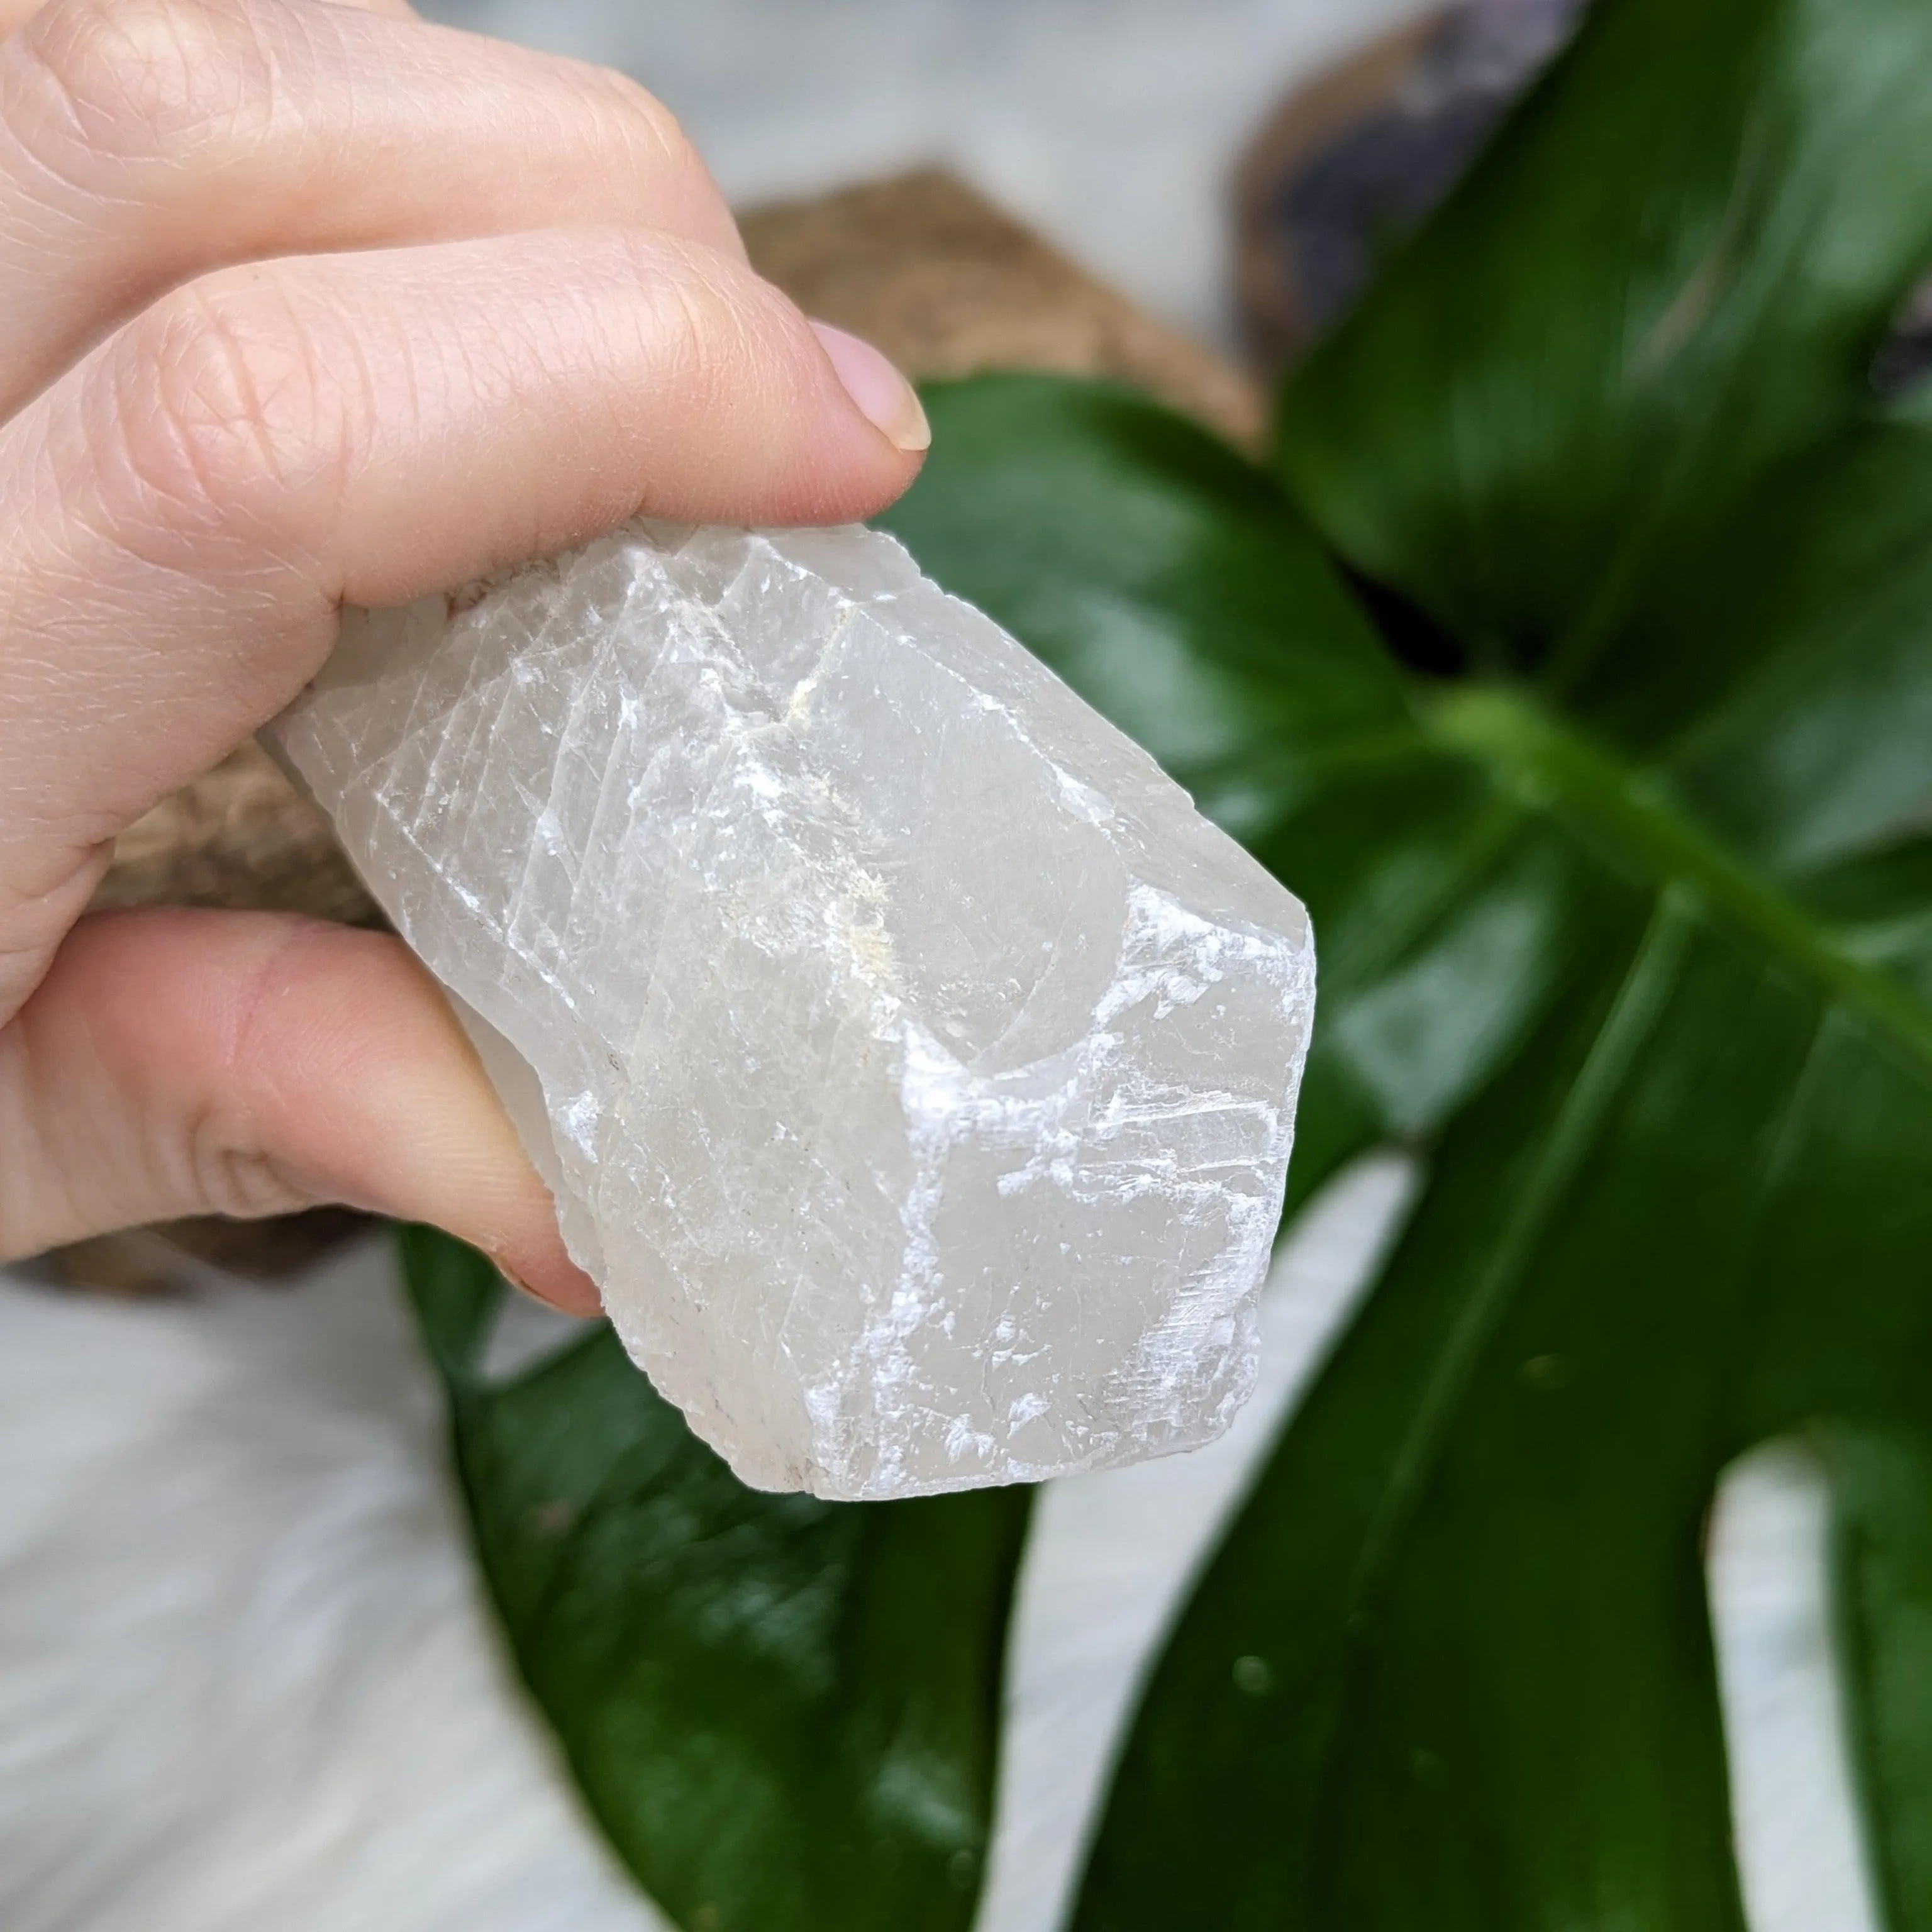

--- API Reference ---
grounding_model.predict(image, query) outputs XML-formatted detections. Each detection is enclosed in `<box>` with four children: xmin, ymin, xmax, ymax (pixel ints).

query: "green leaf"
<box><xmin>408</xmin><ymin>0</ymin><xmax>1932</xmax><ymax>1901</ymax></box>
<box><xmin>1657</xmin><ymin>394</ymin><xmax>1932</xmax><ymax>872</ymax></box>
<box><xmin>881</xmin><ymin>353</ymin><xmax>1932</xmax><ymax>1923</ymax></box>
<box><xmin>1278</xmin><ymin>0</ymin><xmax>1932</xmax><ymax>716</ymax></box>
<box><xmin>1829</xmin><ymin>1424</ymin><xmax>1932</xmax><ymax>1931</ymax></box>
<box><xmin>892</xmin><ymin>1</ymin><xmax>1932</xmax><ymax>1920</ymax></box>
<box><xmin>394</xmin><ymin>1225</ymin><xmax>1030</xmax><ymax>1932</ymax></box>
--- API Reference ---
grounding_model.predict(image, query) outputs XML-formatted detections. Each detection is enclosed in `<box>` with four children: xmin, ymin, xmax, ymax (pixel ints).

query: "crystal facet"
<box><xmin>274</xmin><ymin>522</ymin><xmax>1314</xmax><ymax>1499</ymax></box>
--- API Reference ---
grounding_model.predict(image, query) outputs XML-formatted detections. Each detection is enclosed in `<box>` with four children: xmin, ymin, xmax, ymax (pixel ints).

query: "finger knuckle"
<box><xmin>99</xmin><ymin>277</ymin><xmax>362</xmax><ymax>552</ymax></box>
<box><xmin>194</xmin><ymin>917</ymin><xmax>374</xmax><ymax>1216</ymax></box>
<box><xmin>619</xmin><ymin>233</ymin><xmax>765</xmax><ymax>386</ymax></box>
<box><xmin>186</xmin><ymin>1138</ymin><xmax>315</xmax><ymax>1220</ymax></box>
<box><xmin>8</xmin><ymin>0</ymin><xmax>279</xmax><ymax>175</ymax></box>
<box><xmin>584</xmin><ymin>70</ymin><xmax>738</xmax><ymax>237</ymax></box>
<box><xmin>593</xmin><ymin>70</ymin><xmax>702</xmax><ymax>181</ymax></box>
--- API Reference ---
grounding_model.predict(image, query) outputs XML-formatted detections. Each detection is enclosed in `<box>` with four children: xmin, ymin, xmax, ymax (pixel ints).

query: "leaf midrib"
<box><xmin>1421</xmin><ymin>680</ymin><xmax>1932</xmax><ymax>1070</ymax></box>
<box><xmin>1345</xmin><ymin>892</ymin><xmax>1695</xmax><ymax>1601</ymax></box>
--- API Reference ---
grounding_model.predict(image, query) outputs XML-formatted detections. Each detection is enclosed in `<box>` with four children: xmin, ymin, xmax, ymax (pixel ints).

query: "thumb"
<box><xmin>0</xmin><ymin>908</ymin><xmax>599</xmax><ymax>1314</ymax></box>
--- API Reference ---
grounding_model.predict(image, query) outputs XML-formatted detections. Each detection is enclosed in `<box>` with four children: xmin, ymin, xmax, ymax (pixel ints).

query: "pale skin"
<box><xmin>0</xmin><ymin>0</ymin><xmax>931</xmax><ymax>1310</ymax></box>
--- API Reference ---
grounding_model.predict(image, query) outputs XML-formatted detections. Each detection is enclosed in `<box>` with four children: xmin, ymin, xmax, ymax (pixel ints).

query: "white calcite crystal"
<box><xmin>275</xmin><ymin>521</ymin><xmax>1314</xmax><ymax>1499</ymax></box>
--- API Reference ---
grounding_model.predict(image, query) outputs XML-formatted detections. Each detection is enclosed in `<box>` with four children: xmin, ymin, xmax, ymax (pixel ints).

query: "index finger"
<box><xmin>0</xmin><ymin>225</ymin><xmax>927</xmax><ymax>1021</ymax></box>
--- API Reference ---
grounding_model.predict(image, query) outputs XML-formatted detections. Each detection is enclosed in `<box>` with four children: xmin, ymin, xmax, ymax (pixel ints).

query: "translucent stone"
<box><xmin>274</xmin><ymin>522</ymin><xmax>1314</xmax><ymax>1499</ymax></box>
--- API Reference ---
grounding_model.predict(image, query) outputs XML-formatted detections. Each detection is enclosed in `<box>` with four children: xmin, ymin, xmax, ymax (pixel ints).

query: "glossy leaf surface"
<box><xmin>412</xmin><ymin>0</ymin><xmax>1932</xmax><ymax>1908</ymax></box>
<box><xmin>396</xmin><ymin>1225</ymin><xmax>1029</xmax><ymax>1932</ymax></box>
<box><xmin>1278</xmin><ymin>0</ymin><xmax>1932</xmax><ymax>714</ymax></box>
<box><xmin>882</xmin><ymin>289</ymin><xmax>1932</xmax><ymax>1930</ymax></box>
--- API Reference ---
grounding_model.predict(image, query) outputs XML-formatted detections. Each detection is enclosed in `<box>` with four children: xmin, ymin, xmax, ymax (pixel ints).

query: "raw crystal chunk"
<box><xmin>274</xmin><ymin>522</ymin><xmax>1314</xmax><ymax>1499</ymax></box>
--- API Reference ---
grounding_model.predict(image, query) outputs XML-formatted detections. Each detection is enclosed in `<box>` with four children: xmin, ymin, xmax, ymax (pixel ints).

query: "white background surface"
<box><xmin>0</xmin><ymin>2</ymin><xmax>1878</xmax><ymax>1926</ymax></box>
<box><xmin>0</xmin><ymin>1170</ymin><xmax>1876</xmax><ymax>1932</ymax></box>
<box><xmin>418</xmin><ymin>0</ymin><xmax>1430</xmax><ymax>343</ymax></box>
<box><xmin>0</xmin><ymin>1165</ymin><xmax>1402</xmax><ymax>1932</ymax></box>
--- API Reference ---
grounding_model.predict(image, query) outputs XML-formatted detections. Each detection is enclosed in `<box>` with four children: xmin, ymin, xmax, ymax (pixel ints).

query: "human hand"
<box><xmin>0</xmin><ymin>0</ymin><xmax>929</xmax><ymax>1306</ymax></box>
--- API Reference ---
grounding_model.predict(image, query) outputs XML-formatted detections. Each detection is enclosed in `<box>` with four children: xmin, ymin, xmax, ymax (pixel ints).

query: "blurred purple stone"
<box><xmin>1237</xmin><ymin>0</ymin><xmax>1932</xmax><ymax>394</ymax></box>
<box><xmin>1236</xmin><ymin>0</ymin><xmax>1589</xmax><ymax>369</ymax></box>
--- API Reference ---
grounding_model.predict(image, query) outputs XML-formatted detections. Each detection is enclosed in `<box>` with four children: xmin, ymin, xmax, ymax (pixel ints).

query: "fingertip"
<box><xmin>499</xmin><ymin>1248</ymin><xmax>603</xmax><ymax>1320</ymax></box>
<box><xmin>808</xmin><ymin>321</ymin><xmax>931</xmax><ymax>454</ymax></box>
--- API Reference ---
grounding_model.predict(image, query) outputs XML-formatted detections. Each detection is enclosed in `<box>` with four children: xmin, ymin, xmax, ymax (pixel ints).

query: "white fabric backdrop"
<box><xmin>0</xmin><ymin>1165</ymin><xmax>1876</xmax><ymax>1931</ymax></box>
<box><xmin>0</xmin><ymin>1163</ymin><xmax>1402</xmax><ymax>1932</ymax></box>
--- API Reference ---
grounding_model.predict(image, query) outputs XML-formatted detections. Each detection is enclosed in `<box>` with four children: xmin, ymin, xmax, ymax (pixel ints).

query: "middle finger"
<box><xmin>0</xmin><ymin>0</ymin><xmax>745</xmax><ymax>417</ymax></box>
